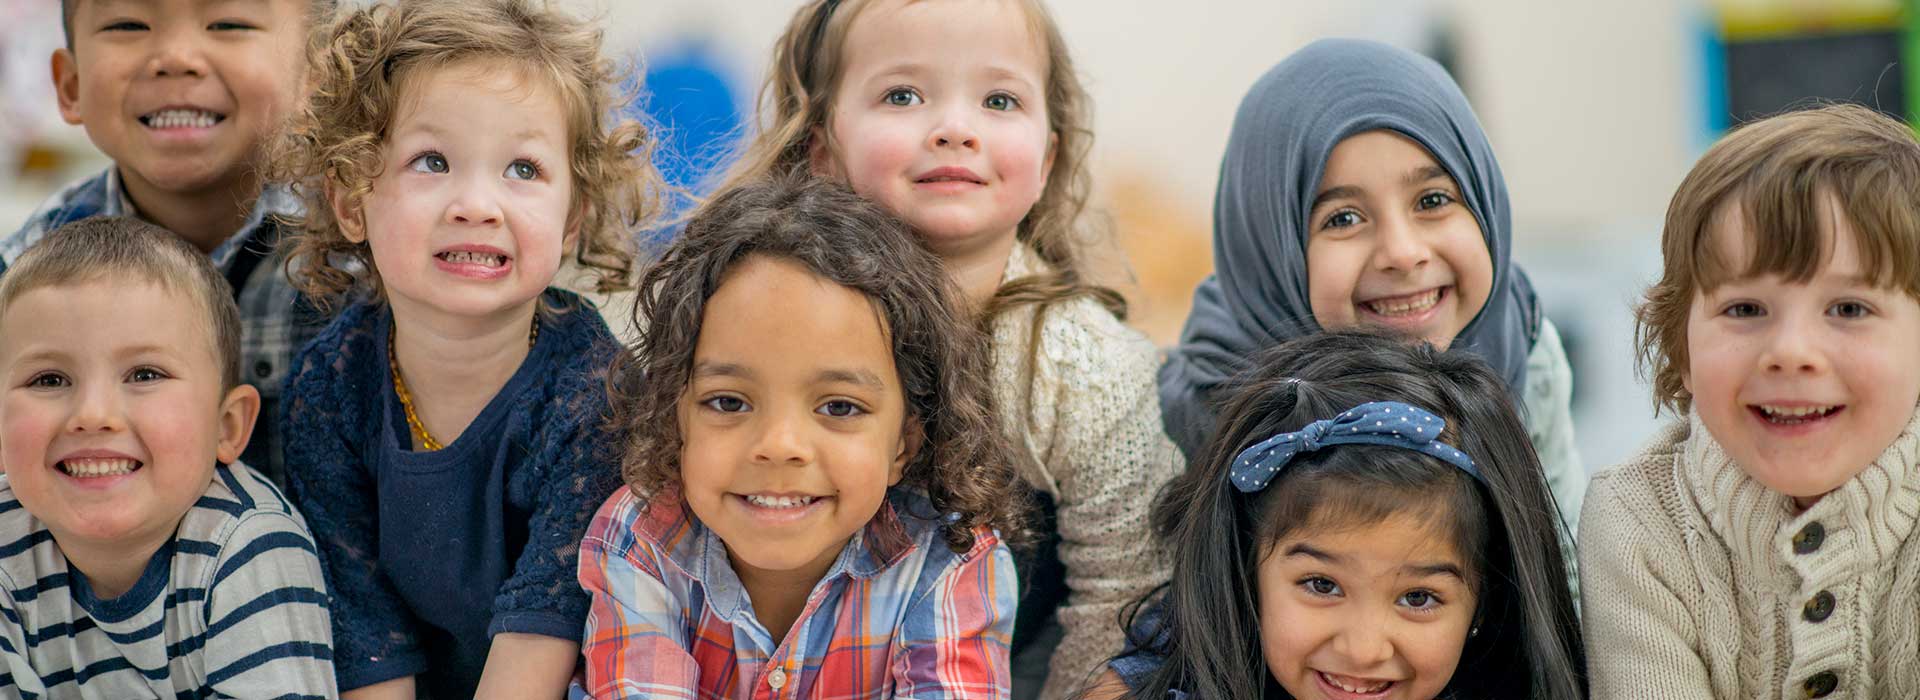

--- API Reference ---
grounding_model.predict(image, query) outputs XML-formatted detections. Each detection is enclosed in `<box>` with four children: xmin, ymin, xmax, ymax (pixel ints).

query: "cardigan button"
<box><xmin>1804</xmin><ymin>671</ymin><xmax>1838</xmax><ymax>697</ymax></box>
<box><xmin>1792</xmin><ymin>522</ymin><xmax>1825</xmax><ymax>554</ymax></box>
<box><xmin>768</xmin><ymin>667</ymin><xmax>787</xmax><ymax>690</ymax></box>
<box><xmin>1803</xmin><ymin>590</ymin><xmax>1835</xmax><ymax>623</ymax></box>
<box><xmin>253</xmin><ymin>360</ymin><xmax>274</xmax><ymax>379</ymax></box>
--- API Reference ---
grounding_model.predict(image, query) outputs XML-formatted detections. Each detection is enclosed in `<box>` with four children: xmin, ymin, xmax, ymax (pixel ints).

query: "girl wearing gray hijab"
<box><xmin>1156</xmin><ymin>38</ymin><xmax>1585</xmax><ymax>539</ymax></box>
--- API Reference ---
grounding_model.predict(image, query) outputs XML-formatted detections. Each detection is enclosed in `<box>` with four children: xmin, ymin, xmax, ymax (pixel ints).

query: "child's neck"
<box><xmin>388</xmin><ymin>299</ymin><xmax>540</xmax><ymax>448</ymax></box>
<box><xmin>928</xmin><ymin>230</ymin><xmax>1018</xmax><ymax>308</ymax></box>
<box><xmin>731</xmin><ymin>545</ymin><xmax>844</xmax><ymax>645</ymax></box>
<box><xmin>117</xmin><ymin>165</ymin><xmax>261</xmax><ymax>255</ymax></box>
<box><xmin>56</xmin><ymin>525</ymin><xmax>173</xmax><ymax>600</ymax></box>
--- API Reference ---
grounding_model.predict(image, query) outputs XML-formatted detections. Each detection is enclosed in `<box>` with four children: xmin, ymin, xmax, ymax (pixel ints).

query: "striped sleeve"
<box><xmin>892</xmin><ymin>530</ymin><xmax>1018</xmax><ymax>700</ymax></box>
<box><xmin>0</xmin><ymin>578</ymin><xmax>41</xmax><ymax>698</ymax></box>
<box><xmin>577</xmin><ymin>492</ymin><xmax>700</xmax><ymax>700</ymax></box>
<box><xmin>199</xmin><ymin>511</ymin><xmax>336</xmax><ymax>699</ymax></box>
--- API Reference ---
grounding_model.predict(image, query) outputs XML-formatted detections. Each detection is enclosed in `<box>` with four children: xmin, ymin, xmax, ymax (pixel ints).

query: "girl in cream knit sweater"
<box><xmin>1581</xmin><ymin>104</ymin><xmax>1920</xmax><ymax>699</ymax></box>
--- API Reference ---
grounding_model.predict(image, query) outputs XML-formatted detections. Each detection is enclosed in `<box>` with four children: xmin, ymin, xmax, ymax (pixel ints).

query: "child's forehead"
<box><xmin>1694</xmin><ymin>194</ymin><xmax>1908</xmax><ymax>292</ymax></box>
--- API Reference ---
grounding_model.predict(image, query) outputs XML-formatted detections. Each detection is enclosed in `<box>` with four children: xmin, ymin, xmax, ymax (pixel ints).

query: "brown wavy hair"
<box><xmin>611</xmin><ymin>174</ymin><xmax>1029</xmax><ymax>552</ymax></box>
<box><xmin>1636</xmin><ymin>103</ymin><xmax>1920</xmax><ymax>414</ymax></box>
<box><xmin>270</xmin><ymin>0</ymin><xmax>664</xmax><ymax>310</ymax></box>
<box><xmin>717</xmin><ymin>0</ymin><xmax>1126</xmax><ymax>335</ymax></box>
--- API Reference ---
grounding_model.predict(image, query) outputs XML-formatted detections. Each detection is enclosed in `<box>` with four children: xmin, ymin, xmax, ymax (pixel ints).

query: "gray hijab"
<box><xmin>1158</xmin><ymin>38</ymin><xmax>1541</xmax><ymax>458</ymax></box>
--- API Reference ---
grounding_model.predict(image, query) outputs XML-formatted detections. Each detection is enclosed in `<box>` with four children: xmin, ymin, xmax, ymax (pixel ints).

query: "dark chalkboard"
<box><xmin>1724</xmin><ymin>30</ymin><xmax>1906</xmax><ymax>124</ymax></box>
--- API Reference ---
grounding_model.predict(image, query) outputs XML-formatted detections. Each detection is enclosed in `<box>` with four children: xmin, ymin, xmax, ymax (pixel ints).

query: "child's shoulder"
<box><xmin>2</xmin><ymin>170</ymin><xmax>119</xmax><ymax>270</ymax></box>
<box><xmin>0</xmin><ymin>476</ymin><xmax>45</xmax><ymax>595</ymax></box>
<box><xmin>180</xmin><ymin>462</ymin><xmax>317</xmax><ymax>550</ymax></box>
<box><xmin>1582</xmin><ymin>419</ymin><xmax>1697</xmax><ymax>549</ymax></box>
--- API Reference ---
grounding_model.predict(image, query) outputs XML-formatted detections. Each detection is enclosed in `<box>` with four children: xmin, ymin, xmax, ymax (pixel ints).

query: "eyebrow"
<box><xmin>1284</xmin><ymin>543</ymin><xmax>1467</xmax><ymax>581</ymax></box>
<box><xmin>1310</xmin><ymin>166</ymin><xmax>1455</xmax><ymax>212</ymax></box>
<box><xmin>691</xmin><ymin>361</ymin><xmax>753</xmax><ymax>381</ymax></box>
<box><xmin>815</xmin><ymin>368</ymin><xmax>888</xmax><ymax>393</ymax></box>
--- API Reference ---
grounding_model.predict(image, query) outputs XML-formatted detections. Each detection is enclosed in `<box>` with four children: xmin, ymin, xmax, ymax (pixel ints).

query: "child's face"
<box><xmin>1257</xmin><ymin>511</ymin><xmax>1476</xmax><ymax>700</ymax></box>
<box><xmin>677</xmin><ymin>256</ymin><xmax>920</xmax><ymax>589</ymax></box>
<box><xmin>344</xmin><ymin>59</ymin><xmax>574</xmax><ymax>324</ymax></box>
<box><xmin>0</xmin><ymin>279</ymin><xmax>256</xmax><ymax>552</ymax></box>
<box><xmin>814</xmin><ymin>0</ymin><xmax>1055</xmax><ymax>259</ymax></box>
<box><xmin>1685</xmin><ymin>201</ymin><xmax>1920</xmax><ymax>508</ymax></box>
<box><xmin>53</xmin><ymin>0</ymin><xmax>308</xmax><ymax>200</ymax></box>
<box><xmin>1305</xmin><ymin>130</ymin><xmax>1492</xmax><ymax>350</ymax></box>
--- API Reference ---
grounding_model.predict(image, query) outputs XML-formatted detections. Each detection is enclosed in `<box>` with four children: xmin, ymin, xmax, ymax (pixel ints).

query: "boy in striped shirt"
<box><xmin>0</xmin><ymin>216</ymin><xmax>335</xmax><ymax>698</ymax></box>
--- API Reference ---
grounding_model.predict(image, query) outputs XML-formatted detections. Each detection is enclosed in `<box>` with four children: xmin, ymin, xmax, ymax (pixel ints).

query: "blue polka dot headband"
<box><xmin>1229</xmin><ymin>401</ymin><xmax>1484</xmax><ymax>493</ymax></box>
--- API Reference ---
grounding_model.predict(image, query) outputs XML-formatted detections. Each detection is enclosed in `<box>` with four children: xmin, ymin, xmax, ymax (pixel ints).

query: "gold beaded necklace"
<box><xmin>389</xmin><ymin>317</ymin><xmax>539</xmax><ymax>451</ymax></box>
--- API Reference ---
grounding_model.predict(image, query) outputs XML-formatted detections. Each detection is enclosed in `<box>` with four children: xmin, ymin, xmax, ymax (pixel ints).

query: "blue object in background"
<box><xmin>628</xmin><ymin>40</ymin><xmax>745</xmax><ymax>243</ymax></box>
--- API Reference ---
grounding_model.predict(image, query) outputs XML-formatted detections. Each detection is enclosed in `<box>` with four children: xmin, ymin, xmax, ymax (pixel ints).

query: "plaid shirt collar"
<box><xmin>637</xmin><ymin>486</ymin><xmax>927</xmax><ymax>624</ymax></box>
<box><xmin>4</xmin><ymin>167</ymin><xmax>302</xmax><ymax>269</ymax></box>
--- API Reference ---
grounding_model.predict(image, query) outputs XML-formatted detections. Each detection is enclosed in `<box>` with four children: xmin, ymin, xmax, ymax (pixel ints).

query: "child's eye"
<box><xmin>99</xmin><ymin>18</ymin><xmax>149</xmax><ymax>32</ymax></box>
<box><xmin>26</xmin><ymin>372</ymin><xmax>70</xmax><ymax>389</ymax></box>
<box><xmin>408</xmin><ymin>152</ymin><xmax>449</xmax><ymax>174</ymax></box>
<box><xmin>1321</xmin><ymin>209</ymin><xmax>1362</xmax><ymax>230</ymax></box>
<box><xmin>817</xmin><ymin>400</ymin><xmax>866</xmax><ymax>418</ymax></box>
<box><xmin>207</xmin><ymin>20</ymin><xmax>258</xmax><ymax>31</ymax></box>
<box><xmin>1721</xmin><ymin>301</ymin><xmax>1764</xmax><ymax>318</ymax></box>
<box><xmin>1415</xmin><ymin>191</ymin><xmax>1455</xmax><ymax>211</ymax></box>
<box><xmin>1398</xmin><ymin>589</ymin><xmax>1443</xmax><ymax>610</ymax></box>
<box><xmin>1299</xmin><ymin>576</ymin><xmax>1342</xmax><ymax>597</ymax></box>
<box><xmin>504</xmin><ymin>160</ymin><xmax>541</xmax><ymax>181</ymax></box>
<box><xmin>126</xmin><ymin>367</ymin><xmax>170</xmax><ymax>384</ymax></box>
<box><xmin>701</xmin><ymin>396</ymin><xmax>749</xmax><ymax>413</ymax></box>
<box><xmin>883</xmin><ymin>88</ymin><xmax>923</xmax><ymax>107</ymax></box>
<box><xmin>1829</xmin><ymin>300</ymin><xmax>1873</xmax><ymax>319</ymax></box>
<box><xmin>983</xmin><ymin>92</ymin><xmax>1020</xmax><ymax>111</ymax></box>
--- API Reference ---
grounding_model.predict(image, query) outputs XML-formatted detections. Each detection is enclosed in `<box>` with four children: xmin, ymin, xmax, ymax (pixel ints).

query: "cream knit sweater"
<box><xmin>990</xmin><ymin>246</ymin><xmax>1184</xmax><ymax>700</ymax></box>
<box><xmin>1579</xmin><ymin>408</ymin><xmax>1920</xmax><ymax>699</ymax></box>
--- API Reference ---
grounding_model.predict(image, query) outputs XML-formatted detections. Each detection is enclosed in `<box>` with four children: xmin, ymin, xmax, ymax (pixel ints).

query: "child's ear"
<box><xmin>214</xmin><ymin>384</ymin><xmax>262</xmax><ymax>465</ymax></box>
<box><xmin>51</xmin><ymin>49</ymin><xmax>83</xmax><ymax>126</ymax></box>
<box><xmin>889</xmin><ymin>416</ymin><xmax>925</xmax><ymax>487</ymax></box>
<box><xmin>328</xmin><ymin>184</ymin><xmax>367</xmax><ymax>243</ymax></box>
<box><xmin>807</xmin><ymin>123</ymin><xmax>841</xmax><ymax>180</ymax></box>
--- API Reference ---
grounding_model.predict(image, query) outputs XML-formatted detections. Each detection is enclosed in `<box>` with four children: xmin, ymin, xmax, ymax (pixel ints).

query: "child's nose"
<box><xmin>67</xmin><ymin>384</ymin><xmax>126</xmax><ymax>434</ymax></box>
<box><xmin>1760</xmin><ymin>313</ymin><xmax>1829</xmax><ymax>375</ymax></box>
<box><xmin>1371</xmin><ymin>215</ymin><xmax>1432</xmax><ymax>273</ymax></box>
<box><xmin>445</xmin><ymin>182</ymin><xmax>504</xmax><ymax>226</ymax></box>
<box><xmin>147</xmin><ymin>29</ymin><xmax>210</xmax><ymax>79</ymax></box>
<box><xmin>928</xmin><ymin>109</ymin><xmax>980</xmax><ymax>151</ymax></box>
<box><xmin>751</xmin><ymin>411</ymin><xmax>813</xmax><ymax>466</ymax></box>
<box><xmin>1331</xmin><ymin>616</ymin><xmax>1398</xmax><ymax>668</ymax></box>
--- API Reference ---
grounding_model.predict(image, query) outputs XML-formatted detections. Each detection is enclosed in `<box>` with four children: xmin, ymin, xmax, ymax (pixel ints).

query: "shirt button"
<box><xmin>1792</xmin><ymin>521</ymin><xmax>1825</xmax><ymax>555</ymax></box>
<box><xmin>253</xmin><ymin>360</ymin><xmax>274</xmax><ymax>379</ymax></box>
<box><xmin>1803</xmin><ymin>590</ymin><xmax>1836</xmax><ymax>623</ymax></box>
<box><xmin>1804</xmin><ymin>670</ymin><xmax>1838</xmax><ymax>697</ymax></box>
<box><xmin>767</xmin><ymin>668</ymin><xmax>786</xmax><ymax>690</ymax></box>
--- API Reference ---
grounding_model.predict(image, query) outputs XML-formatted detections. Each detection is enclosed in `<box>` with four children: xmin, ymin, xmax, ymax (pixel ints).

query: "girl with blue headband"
<box><xmin>1156</xmin><ymin>39</ymin><xmax>1585</xmax><ymax>544</ymax></box>
<box><xmin>1085</xmin><ymin>329</ymin><xmax>1584</xmax><ymax>700</ymax></box>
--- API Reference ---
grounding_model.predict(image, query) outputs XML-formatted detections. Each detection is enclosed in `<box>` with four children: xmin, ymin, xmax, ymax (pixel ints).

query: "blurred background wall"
<box><xmin>3</xmin><ymin>0</ymin><xmax>1911</xmax><ymax>470</ymax></box>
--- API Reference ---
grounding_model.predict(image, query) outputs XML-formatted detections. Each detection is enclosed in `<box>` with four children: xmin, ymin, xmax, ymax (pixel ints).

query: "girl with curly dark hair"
<box><xmin>578</xmin><ymin>174</ymin><xmax>1030</xmax><ymax>698</ymax></box>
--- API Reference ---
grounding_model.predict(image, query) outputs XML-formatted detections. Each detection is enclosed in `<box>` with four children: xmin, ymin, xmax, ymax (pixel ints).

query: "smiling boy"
<box><xmin>0</xmin><ymin>216</ymin><xmax>333</xmax><ymax>698</ymax></box>
<box><xmin>2</xmin><ymin>0</ymin><xmax>335</xmax><ymax>485</ymax></box>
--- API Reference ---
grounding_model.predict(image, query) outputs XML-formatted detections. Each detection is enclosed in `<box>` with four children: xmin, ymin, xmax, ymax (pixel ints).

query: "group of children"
<box><xmin>0</xmin><ymin>0</ymin><xmax>1915</xmax><ymax>699</ymax></box>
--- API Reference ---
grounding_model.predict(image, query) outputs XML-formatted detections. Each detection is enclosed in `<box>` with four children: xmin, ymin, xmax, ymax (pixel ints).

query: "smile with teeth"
<box><xmin>438</xmin><ymin>251</ymin><xmax>508</xmax><ymax>267</ymax></box>
<box><xmin>1362</xmin><ymin>288</ymin><xmax>1442</xmax><ymax>317</ymax></box>
<box><xmin>58</xmin><ymin>458</ymin><xmax>141</xmax><ymax>478</ymax></box>
<box><xmin>140</xmin><ymin>109</ymin><xmax>224</xmax><ymax>129</ymax></box>
<box><xmin>1321</xmin><ymin>671</ymin><xmax>1393</xmax><ymax>695</ymax></box>
<box><xmin>1754</xmin><ymin>404</ymin><xmax>1842</xmax><ymax>424</ymax></box>
<box><xmin>742</xmin><ymin>494</ymin><xmax>821</xmax><ymax>509</ymax></box>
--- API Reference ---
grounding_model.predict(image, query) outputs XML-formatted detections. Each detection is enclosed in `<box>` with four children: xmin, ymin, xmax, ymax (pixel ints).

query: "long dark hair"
<box><xmin>1115</xmin><ymin>328</ymin><xmax>1584</xmax><ymax>700</ymax></box>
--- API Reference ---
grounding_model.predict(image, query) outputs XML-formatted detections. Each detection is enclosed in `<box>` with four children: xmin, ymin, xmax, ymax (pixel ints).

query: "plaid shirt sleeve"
<box><xmin>892</xmin><ymin>530</ymin><xmax>1020</xmax><ymax>700</ymax></box>
<box><xmin>577</xmin><ymin>490</ymin><xmax>701</xmax><ymax>700</ymax></box>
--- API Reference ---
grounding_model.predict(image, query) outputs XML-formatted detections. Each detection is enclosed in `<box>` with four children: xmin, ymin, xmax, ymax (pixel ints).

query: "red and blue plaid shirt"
<box><xmin>575</xmin><ymin>486</ymin><xmax>1017</xmax><ymax>700</ymax></box>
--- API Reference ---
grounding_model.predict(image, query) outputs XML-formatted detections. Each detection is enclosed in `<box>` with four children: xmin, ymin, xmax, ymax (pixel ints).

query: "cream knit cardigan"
<box><xmin>1579</xmin><ymin>408</ymin><xmax>1920</xmax><ymax>699</ymax></box>
<box><xmin>989</xmin><ymin>246</ymin><xmax>1184</xmax><ymax>700</ymax></box>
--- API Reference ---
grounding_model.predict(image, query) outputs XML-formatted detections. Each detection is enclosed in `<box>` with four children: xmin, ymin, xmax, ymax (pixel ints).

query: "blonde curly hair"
<box><xmin>271</xmin><ymin>0</ymin><xmax>664</xmax><ymax>309</ymax></box>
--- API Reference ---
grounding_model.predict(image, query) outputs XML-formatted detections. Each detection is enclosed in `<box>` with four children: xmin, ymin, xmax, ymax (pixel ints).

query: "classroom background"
<box><xmin>2</xmin><ymin>0</ymin><xmax>1912</xmax><ymax>471</ymax></box>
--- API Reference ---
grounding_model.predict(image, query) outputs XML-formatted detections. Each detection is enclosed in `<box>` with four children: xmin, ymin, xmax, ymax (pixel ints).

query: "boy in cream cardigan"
<box><xmin>1581</xmin><ymin>103</ymin><xmax>1920</xmax><ymax>698</ymax></box>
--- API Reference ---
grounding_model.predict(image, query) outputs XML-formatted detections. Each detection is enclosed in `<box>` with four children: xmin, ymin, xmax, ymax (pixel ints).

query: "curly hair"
<box><xmin>1635</xmin><ymin>103</ymin><xmax>1920</xmax><ymax>414</ymax></box>
<box><xmin>269</xmin><ymin>0</ymin><xmax>664</xmax><ymax>310</ymax></box>
<box><xmin>611</xmin><ymin>174</ymin><xmax>1029</xmax><ymax>552</ymax></box>
<box><xmin>717</xmin><ymin>0</ymin><xmax>1126</xmax><ymax>332</ymax></box>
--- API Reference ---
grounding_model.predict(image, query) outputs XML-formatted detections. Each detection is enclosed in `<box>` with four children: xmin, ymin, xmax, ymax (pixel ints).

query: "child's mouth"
<box><xmin>742</xmin><ymin>494</ymin><xmax>821</xmax><ymax>509</ymax></box>
<box><xmin>1317</xmin><ymin>670</ymin><xmax>1394</xmax><ymax>697</ymax></box>
<box><xmin>437</xmin><ymin>251</ymin><xmax>509</xmax><ymax>268</ymax></box>
<box><xmin>57</xmin><ymin>458</ymin><xmax>143</xmax><ymax>478</ymax></box>
<box><xmin>139</xmin><ymin>109</ymin><xmax>226</xmax><ymax>129</ymax></box>
<box><xmin>1361</xmin><ymin>287</ymin><xmax>1445</xmax><ymax>317</ymax></box>
<box><xmin>1751</xmin><ymin>404</ymin><xmax>1844</xmax><ymax>425</ymax></box>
